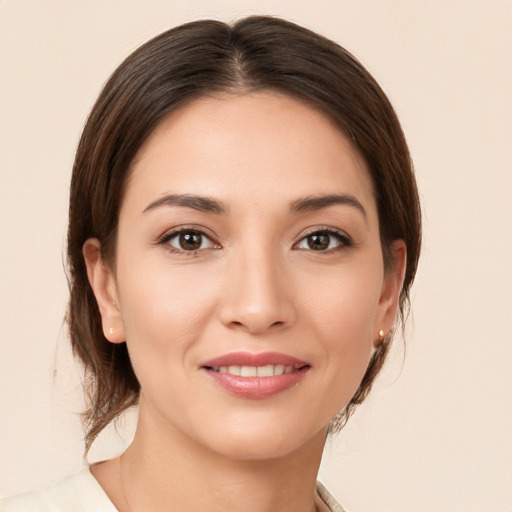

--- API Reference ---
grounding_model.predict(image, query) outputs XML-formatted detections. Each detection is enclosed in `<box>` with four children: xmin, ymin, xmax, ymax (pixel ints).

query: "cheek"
<box><xmin>303</xmin><ymin>260</ymin><xmax>382</xmax><ymax>340</ymax></box>
<box><xmin>115</xmin><ymin>259</ymin><xmax>221</xmax><ymax>374</ymax></box>
<box><xmin>301</xmin><ymin>264</ymin><xmax>383</xmax><ymax>392</ymax></box>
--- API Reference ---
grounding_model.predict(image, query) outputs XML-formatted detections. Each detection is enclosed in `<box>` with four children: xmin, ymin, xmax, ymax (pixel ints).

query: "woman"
<box><xmin>1</xmin><ymin>16</ymin><xmax>421</xmax><ymax>512</ymax></box>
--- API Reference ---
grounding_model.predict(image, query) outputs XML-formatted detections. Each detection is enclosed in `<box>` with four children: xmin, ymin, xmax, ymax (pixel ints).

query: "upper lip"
<box><xmin>201</xmin><ymin>351</ymin><xmax>309</xmax><ymax>369</ymax></box>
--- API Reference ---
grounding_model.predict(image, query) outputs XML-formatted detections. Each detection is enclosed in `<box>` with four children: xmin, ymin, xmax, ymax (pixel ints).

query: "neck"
<box><xmin>116</xmin><ymin>399</ymin><xmax>327</xmax><ymax>512</ymax></box>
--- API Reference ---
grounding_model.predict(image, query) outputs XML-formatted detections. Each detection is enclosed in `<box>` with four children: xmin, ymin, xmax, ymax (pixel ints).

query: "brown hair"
<box><xmin>67</xmin><ymin>15</ymin><xmax>421</xmax><ymax>454</ymax></box>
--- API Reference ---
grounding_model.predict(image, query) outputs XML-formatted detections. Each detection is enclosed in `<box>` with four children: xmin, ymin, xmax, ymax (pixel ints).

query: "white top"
<box><xmin>0</xmin><ymin>468</ymin><xmax>346</xmax><ymax>511</ymax></box>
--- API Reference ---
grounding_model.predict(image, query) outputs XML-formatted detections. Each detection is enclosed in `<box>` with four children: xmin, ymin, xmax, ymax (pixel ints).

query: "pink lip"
<box><xmin>200</xmin><ymin>351</ymin><xmax>310</xmax><ymax>399</ymax></box>
<box><xmin>201</xmin><ymin>351</ymin><xmax>308</xmax><ymax>368</ymax></box>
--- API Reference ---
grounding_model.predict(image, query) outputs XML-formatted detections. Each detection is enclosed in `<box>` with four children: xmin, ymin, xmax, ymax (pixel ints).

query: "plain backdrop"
<box><xmin>1</xmin><ymin>1</ymin><xmax>511</xmax><ymax>511</ymax></box>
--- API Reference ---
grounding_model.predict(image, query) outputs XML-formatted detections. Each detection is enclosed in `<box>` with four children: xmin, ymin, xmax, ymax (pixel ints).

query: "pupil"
<box><xmin>179</xmin><ymin>232</ymin><xmax>201</xmax><ymax>250</ymax></box>
<box><xmin>308</xmin><ymin>233</ymin><xmax>329</xmax><ymax>250</ymax></box>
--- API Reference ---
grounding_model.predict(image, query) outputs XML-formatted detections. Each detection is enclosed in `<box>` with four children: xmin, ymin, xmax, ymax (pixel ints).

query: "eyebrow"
<box><xmin>142</xmin><ymin>192</ymin><xmax>367</xmax><ymax>220</ymax></box>
<box><xmin>142</xmin><ymin>194</ymin><xmax>227</xmax><ymax>215</ymax></box>
<box><xmin>290</xmin><ymin>194</ymin><xmax>367</xmax><ymax>220</ymax></box>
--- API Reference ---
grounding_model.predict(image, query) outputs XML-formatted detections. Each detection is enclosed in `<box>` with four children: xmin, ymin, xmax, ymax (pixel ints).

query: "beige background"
<box><xmin>1</xmin><ymin>1</ymin><xmax>511</xmax><ymax>510</ymax></box>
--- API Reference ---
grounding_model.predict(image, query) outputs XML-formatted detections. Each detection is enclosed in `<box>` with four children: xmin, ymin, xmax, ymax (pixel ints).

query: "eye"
<box><xmin>162</xmin><ymin>229</ymin><xmax>218</xmax><ymax>252</ymax></box>
<box><xmin>295</xmin><ymin>229</ymin><xmax>350</xmax><ymax>252</ymax></box>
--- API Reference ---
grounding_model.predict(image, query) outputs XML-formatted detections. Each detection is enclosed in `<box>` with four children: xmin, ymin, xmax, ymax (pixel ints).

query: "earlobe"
<box><xmin>83</xmin><ymin>238</ymin><xmax>126</xmax><ymax>344</ymax></box>
<box><xmin>374</xmin><ymin>240</ymin><xmax>407</xmax><ymax>348</ymax></box>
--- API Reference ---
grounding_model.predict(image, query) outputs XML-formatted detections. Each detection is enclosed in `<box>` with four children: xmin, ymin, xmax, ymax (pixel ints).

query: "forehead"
<box><xmin>125</xmin><ymin>91</ymin><xmax>376</xmax><ymax>216</ymax></box>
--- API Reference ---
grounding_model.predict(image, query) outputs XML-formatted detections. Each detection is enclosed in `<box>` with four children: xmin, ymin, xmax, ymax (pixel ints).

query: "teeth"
<box><xmin>228</xmin><ymin>365</ymin><xmax>241</xmax><ymax>376</ymax></box>
<box><xmin>275</xmin><ymin>364</ymin><xmax>285</xmax><ymax>375</ymax></box>
<box><xmin>240</xmin><ymin>366</ymin><xmax>258</xmax><ymax>377</ymax></box>
<box><xmin>257</xmin><ymin>365</ymin><xmax>274</xmax><ymax>377</ymax></box>
<box><xmin>213</xmin><ymin>365</ymin><xmax>297</xmax><ymax>377</ymax></box>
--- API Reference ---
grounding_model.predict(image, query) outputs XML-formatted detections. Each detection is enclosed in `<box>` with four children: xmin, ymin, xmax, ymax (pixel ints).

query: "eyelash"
<box><xmin>293</xmin><ymin>227</ymin><xmax>353</xmax><ymax>253</ymax></box>
<box><xmin>157</xmin><ymin>226</ymin><xmax>352</xmax><ymax>255</ymax></box>
<box><xmin>157</xmin><ymin>226</ymin><xmax>220</xmax><ymax>255</ymax></box>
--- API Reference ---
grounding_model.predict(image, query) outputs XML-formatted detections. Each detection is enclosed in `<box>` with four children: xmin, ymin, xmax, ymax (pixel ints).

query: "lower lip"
<box><xmin>203</xmin><ymin>368</ymin><xmax>309</xmax><ymax>399</ymax></box>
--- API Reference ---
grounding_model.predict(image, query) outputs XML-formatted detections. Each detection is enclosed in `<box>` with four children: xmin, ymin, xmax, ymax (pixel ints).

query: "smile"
<box><xmin>209</xmin><ymin>364</ymin><xmax>296</xmax><ymax>377</ymax></box>
<box><xmin>201</xmin><ymin>352</ymin><xmax>310</xmax><ymax>399</ymax></box>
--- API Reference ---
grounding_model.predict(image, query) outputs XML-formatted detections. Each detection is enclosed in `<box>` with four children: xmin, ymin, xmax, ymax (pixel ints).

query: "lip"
<box><xmin>200</xmin><ymin>351</ymin><xmax>310</xmax><ymax>399</ymax></box>
<box><xmin>201</xmin><ymin>351</ymin><xmax>308</xmax><ymax>368</ymax></box>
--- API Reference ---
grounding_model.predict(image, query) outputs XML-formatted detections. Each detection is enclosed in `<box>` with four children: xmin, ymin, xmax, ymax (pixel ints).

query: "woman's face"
<box><xmin>87</xmin><ymin>91</ymin><xmax>403</xmax><ymax>460</ymax></box>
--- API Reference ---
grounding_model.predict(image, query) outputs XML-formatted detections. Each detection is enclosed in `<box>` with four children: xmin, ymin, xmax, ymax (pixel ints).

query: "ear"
<box><xmin>374</xmin><ymin>239</ymin><xmax>407</xmax><ymax>347</ymax></box>
<box><xmin>83</xmin><ymin>238</ymin><xmax>126</xmax><ymax>344</ymax></box>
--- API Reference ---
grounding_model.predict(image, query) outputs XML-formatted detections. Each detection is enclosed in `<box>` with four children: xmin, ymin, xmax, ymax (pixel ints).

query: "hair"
<box><xmin>67</xmin><ymin>15</ymin><xmax>421</xmax><ymax>454</ymax></box>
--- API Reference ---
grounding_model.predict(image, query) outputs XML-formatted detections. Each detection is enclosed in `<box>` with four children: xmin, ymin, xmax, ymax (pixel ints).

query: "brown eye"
<box><xmin>165</xmin><ymin>230</ymin><xmax>216</xmax><ymax>252</ymax></box>
<box><xmin>179</xmin><ymin>232</ymin><xmax>202</xmax><ymax>250</ymax></box>
<box><xmin>295</xmin><ymin>230</ymin><xmax>350</xmax><ymax>252</ymax></box>
<box><xmin>307</xmin><ymin>233</ymin><xmax>330</xmax><ymax>251</ymax></box>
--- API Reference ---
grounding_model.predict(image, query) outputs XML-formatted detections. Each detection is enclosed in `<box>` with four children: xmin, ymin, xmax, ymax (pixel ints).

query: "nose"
<box><xmin>218</xmin><ymin>247</ymin><xmax>297</xmax><ymax>335</ymax></box>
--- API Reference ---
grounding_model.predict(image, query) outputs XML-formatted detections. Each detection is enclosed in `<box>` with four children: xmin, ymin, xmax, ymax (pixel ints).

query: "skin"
<box><xmin>84</xmin><ymin>91</ymin><xmax>406</xmax><ymax>512</ymax></box>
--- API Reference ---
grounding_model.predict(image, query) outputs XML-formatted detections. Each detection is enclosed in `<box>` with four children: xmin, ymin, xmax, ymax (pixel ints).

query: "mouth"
<box><xmin>200</xmin><ymin>352</ymin><xmax>310</xmax><ymax>399</ymax></box>
<box><xmin>206</xmin><ymin>363</ymin><xmax>304</xmax><ymax>377</ymax></box>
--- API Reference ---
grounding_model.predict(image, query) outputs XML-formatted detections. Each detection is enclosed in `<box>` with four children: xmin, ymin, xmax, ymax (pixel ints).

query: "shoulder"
<box><xmin>0</xmin><ymin>467</ymin><xmax>117</xmax><ymax>512</ymax></box>
<box><xmin>316</xmin><ymin>481</ymin><xmax>349</xmax><ymax>512</ymax></box>
<box><xmin>1</xmin><ymin>472</ymin><xmax>344</xmax><ymax>512</ymax></box>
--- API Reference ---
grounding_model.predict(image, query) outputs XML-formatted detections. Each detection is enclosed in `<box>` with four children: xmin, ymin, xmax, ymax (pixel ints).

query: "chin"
<box><xmin>194</xmin><ymin>413</ymin><xmax>329</xmax><ymax>462</ymax></box>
